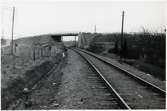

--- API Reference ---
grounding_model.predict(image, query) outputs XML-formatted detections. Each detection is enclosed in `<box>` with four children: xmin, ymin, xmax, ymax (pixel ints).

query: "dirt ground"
<box><xmin>3</xmin><ymin>48</ymin><xmax>165</xmax><ymax>109</ymax></box>
<box><xmin>14</xmin><ymin>49</ymin><xmax>120</xmax><ymax>109</ymax></box>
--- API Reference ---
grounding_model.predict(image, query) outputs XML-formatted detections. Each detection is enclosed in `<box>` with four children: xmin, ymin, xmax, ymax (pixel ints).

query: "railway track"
<box><xmin>73</xmin><ymin>49</ymin><xmax>130</xmax><ymax>109</ymax></box>
<box><xmin>73</xmin><ymin>48</ymin><xmax>165</xmax><ymax>109</ymax></box>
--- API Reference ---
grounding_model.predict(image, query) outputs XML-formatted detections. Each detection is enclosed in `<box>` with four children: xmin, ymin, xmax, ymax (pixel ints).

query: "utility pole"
<box><xmin>120</xmin><ymin>10</ymin><xmax>125</xmax><ymax>62</ymax></box>
<box><xmin>11</xmin><ymin>7</ymin><xmax>16</xmax><ymax>74</ymax></box>
<box><xmin>1</xmin><ymin>29</ymin><xmax>4</xmax><ymax>55</ymax></box>
<box><xmin>75</xmin><ymin>36</ymin><xmax>77</xmax><ymax>47</ymax></box>
<box><xmin>11</xmin><ymin>7</ymin><xmax>15</xmax><ymax>55</ymax></box>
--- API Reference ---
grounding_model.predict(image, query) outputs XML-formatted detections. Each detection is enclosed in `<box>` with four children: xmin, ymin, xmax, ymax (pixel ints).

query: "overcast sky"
<box><xmin>0</xmin><ymin>0</ymin><xmax>166</xmax><ymax>39</ymax></box>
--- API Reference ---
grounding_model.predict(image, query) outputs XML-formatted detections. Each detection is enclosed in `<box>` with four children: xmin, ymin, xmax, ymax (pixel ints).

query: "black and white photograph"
<box><xmin>0</xmin><ymin>0</ymin><xmax>166</xmax><ymax>110</ymax></box>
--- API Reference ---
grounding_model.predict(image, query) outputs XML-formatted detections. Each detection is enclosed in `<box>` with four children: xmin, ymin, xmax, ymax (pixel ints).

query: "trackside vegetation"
<box><xmin>87</xmin><ymin>32</ymin><xmax>165</xmax><ymax>80</ymax></box>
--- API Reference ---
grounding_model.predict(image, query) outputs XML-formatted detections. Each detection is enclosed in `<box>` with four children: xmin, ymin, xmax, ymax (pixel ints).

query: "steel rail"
<box><xmin>76</xmin><ymin>48</ymin><xmax>166</xmax><ymax>97</ymax></box>
<box><xmin>73</xmin><ymin>49</ymin><xmax>131</xmax><ymax>109</ymax></box>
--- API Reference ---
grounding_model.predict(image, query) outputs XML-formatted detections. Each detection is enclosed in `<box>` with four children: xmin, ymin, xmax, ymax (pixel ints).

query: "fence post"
<box><xmin>33</xmin><ymin>49</ymin><xmax>35</xmax><ymax>63</ymax></box>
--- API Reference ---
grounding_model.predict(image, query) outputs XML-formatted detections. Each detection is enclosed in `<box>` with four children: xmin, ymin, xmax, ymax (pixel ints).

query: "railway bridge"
<box><xmin>51</xmin><ymin>32</ymin><xmax>79</xmax><ymax>42</ymax></box>
<box><xmin>50</xmin><ymin>32</ymin><xmax>91</xmax><ymax>48</ymax></box>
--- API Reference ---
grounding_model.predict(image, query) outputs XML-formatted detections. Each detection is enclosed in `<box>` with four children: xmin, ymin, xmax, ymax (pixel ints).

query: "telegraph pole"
<box><xmin>11</xmin><ymin>7</ymin><xmax>15</xmax><ymax>55</ymax></box>
<box><xmin>1</xmin><ymin>29</ymin><xmax>4</xmax><ymax>55</ymax></box>
<box><xmin>75</xmin><ymin>36</ymin><xmax>77</xmax><ymax>47</ymax></box>
<box><xmin>120</xmin><ymin>10</ymin><xmax>125</xmax><ymax>61</ymax></box>
<box><xmin>11</xmin><ymin>7</ymin><xmax>15</xmax><ymax>74</ymax></box>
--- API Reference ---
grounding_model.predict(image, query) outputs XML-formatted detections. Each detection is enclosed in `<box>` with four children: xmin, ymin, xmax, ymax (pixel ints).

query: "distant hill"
<box><xmin>14</xmin><ymin>35</ymin><xmax>55</xmax><ymax>46</ymax></box>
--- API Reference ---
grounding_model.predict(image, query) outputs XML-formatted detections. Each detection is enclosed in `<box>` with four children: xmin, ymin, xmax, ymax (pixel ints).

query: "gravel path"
<box><xmin>15</xmin><ymin>49</ymin><xmax>121</xmax><ymax>109</ymax></box>
<box><xmin>56</xmin><ymin>50</ymin><xmax>120</xmax><ymax>109</ymax></box>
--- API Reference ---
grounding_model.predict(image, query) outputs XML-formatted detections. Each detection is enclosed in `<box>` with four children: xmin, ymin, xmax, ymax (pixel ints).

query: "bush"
<box><xmin>88</xmin><ymin>43</ymin><xmax>105</xmax><ymax>54</ymax></box>
<box><xmin>88</xmin><ymin>32</ymin><xmax>165</xmax><ymax>69</ymax></box>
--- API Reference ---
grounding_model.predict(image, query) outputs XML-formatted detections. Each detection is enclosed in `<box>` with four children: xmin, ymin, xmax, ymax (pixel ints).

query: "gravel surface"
<box><xmin>82</xmin><ymin>49</ymin><xmax>165</xmax><ymax>90</ymax></box>
<box><xmin>80</xmin><ymin>51</ymin><xmax>165</xmax><ymax>109</ymax></box>
<box><xmin>13</xmin><ymin>49</ymin><xmax>123</xmax><ymax>109</ymax></box>
<box><xmin>55</xmin><ymin>50</ymin><xmax>121</xmax><ymax>109</ymax></box>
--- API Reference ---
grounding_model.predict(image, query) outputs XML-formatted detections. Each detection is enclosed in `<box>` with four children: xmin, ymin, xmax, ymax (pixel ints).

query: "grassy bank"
<box><xmin>86</xmin><ymin>32</ymin><xmax>165</xmax><ymax>80</ymax></box>
<box><xmin>1</xmin><ymin>53</ymin><xmax>64</xmax><ymax>109</ymax></box>
<box><xmin>1</xmin><ymin>35</ymin><xmax>66</xmax><ymax>109</ymax></box>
